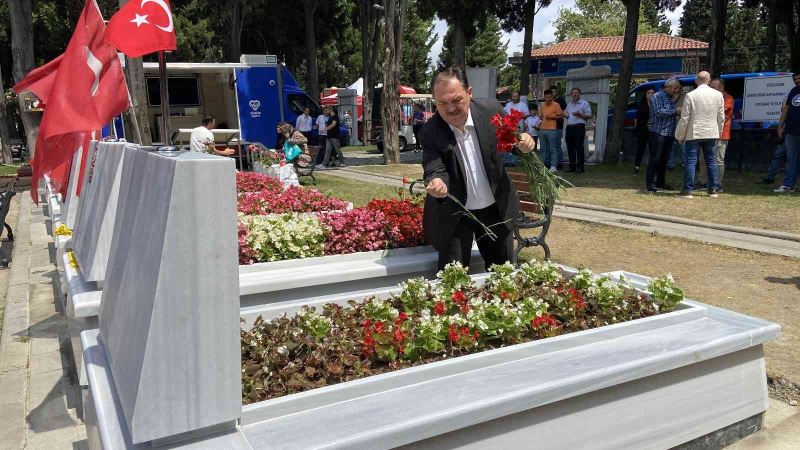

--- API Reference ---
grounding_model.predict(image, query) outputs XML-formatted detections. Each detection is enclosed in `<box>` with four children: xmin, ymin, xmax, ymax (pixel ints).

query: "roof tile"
<box><xmin>531</xmin><ymin>34</ymin><xmax>708</xmax><ymax>58</ymax></box>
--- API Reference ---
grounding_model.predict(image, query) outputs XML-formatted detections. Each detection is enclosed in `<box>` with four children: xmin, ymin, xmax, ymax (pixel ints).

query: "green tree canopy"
<box><xmin>437</xmin><ymin>16</ymin><xmax>508</xmax><ymax>70</ymax></box>
<box><xmin>400</xmin><ymin>2</ymin><xmax>437</xmax><ymax>92</ymax></box>
<box><xmin>553</xmin><ymin>0</ymin><xmax>668</xmax><ymax>41</ymax></box>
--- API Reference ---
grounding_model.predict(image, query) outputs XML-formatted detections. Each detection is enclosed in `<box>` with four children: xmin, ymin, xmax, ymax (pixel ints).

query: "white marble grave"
<box><xmin>72</xmin><ymin>141</ymin><xmax>128</xmax><ymax>283</ymax></box>
<box><xmin>97</xmin><ymin>147</ymin><xmax>241</xmax><ymax>444</ymax></box>
<box><xmin>82</xmin><ymin>263</ymin><xmax>780</xmax><ymax>449</ymax></box>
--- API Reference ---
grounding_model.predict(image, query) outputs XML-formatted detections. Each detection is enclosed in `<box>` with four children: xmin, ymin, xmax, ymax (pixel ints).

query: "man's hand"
<box><xmin>777</xmin><ymin>127</ymin><xmax>785</xmax><ymax>139</ymax></box>
<box><xmin>426</xmin><ymin>178</ymin><xmax>448</xmax><ymax>198</ymax></box>
<box><xmin>517</xmin><ymin>133</ymin><xmax>536</xmax><ymax>153</ymax></box>
<box><xmin>219</xmin><ymin>148</ymin><xmax>236</xmax><ymax>156</ymax></box>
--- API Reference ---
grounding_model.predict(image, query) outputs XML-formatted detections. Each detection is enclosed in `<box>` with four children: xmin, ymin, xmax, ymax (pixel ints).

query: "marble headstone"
<box><xmin>98</xmin><ymin>148</ymin><xmax>241</xmax><ymax>444</ymax></box>
<box><xmin>61</xmin><ymin>143</ymin><xmax>84</xmax><ymax>229</ymax></box>
<box><xmin>72</xmin><ymin>141</ymin><xmax>127</xmax><ymax>282</ymax></box>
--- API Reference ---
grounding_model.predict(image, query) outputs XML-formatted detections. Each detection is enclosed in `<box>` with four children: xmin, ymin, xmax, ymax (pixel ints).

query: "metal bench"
<box><xmin>293</xmin><ymin>144</ymin><xmax>319</xmax><ymax>185</ymax></box>
<box><xmin>0</xmin><ymin>179</ymin><xmax>17</xmax><ymax>267</ymax></box>
<box><xmin>409</xmin><ymin>172</ymin><xmax>553</xmax><ymax>265</ymax></box>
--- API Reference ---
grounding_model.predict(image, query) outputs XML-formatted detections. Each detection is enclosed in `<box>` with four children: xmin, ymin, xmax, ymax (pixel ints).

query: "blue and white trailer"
<box><xmin>137</xmin><ymin>54</ymin><xmax>319</xmax><ymax>148</ymax></box>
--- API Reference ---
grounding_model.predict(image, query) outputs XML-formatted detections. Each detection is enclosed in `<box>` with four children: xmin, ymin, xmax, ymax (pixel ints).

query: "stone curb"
<box><xmin>339</xmin><ymin>167</ymin><xmax>800</xmax><ymax>244</ymax></box>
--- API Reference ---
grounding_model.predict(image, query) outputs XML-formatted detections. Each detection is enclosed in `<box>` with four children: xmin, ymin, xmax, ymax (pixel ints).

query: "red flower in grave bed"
<box><xmin>434</xmin><ymin>301</ymin><xmax>446</xmax><ymax>316</ymax></box>
<box><xmin>448</xmin><ymin>324</ymin><xmax>479</xmax><ymax>343</ymax></box>
<box><xmin>235</xmin><ymin>172</ymin><xmax>283</xmax><ymax>194</ymax></box>
<box><xmin>366</xmin><ymin>198</ymin><xmax>424</xmax><ymax>248</ymax></box>
<box><xmin>451</xmin><ymin>290</ymin><xmax>470</xmax><ymax>313</ymax></box>
<box><xmin>531</xmin><ymin>314</ymin><xmax>559</xmax><ymax>329</ymax></box>
<box><xmin>490</xmin><ymin>109</ymin><xmax>524</xmax><ymax>153</ymax></box>
<box><xmin>237</xmin><ymin>187</ymin><xmax>349</xmax><ymax>215</ymax></box>
<box><xmin>567</xmin><ymin>288</ymin><xmax>587</xmax><ymax>310</ymax></box>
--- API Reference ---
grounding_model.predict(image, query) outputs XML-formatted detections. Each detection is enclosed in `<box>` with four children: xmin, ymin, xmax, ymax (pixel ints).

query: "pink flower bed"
<box><xmin>236</xmin><ymin>172</ymin><xmax>283</xmax><ymax>194</ymax></box>
<box><xmin>319</xmin><ymin>208</ymin><xmax>389</xmax><ymax>255</ymax></box>
<box><xmin>238</xmin><ymin>187</ymin><xmax>350</xmax><ymax>215</ymax></box>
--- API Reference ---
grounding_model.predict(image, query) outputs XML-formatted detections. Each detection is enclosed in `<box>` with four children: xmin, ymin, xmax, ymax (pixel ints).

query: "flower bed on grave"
<box><xmin>240</xmin><ymin>260</ymin><xmax>684</xmax><ymax>403</ymax></box>
<box><xmin>238</xmin><ymin>197</ymin><xmax>425</xmax><ymax>265</ymax></box>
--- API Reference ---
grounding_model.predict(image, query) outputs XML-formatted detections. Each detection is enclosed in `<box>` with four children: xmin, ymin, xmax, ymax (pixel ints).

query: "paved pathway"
<box><xmin>328</xmin><ymin>167</ymin><xmax>800</xmax><ymax>258</ymax></box>
<box><xmin>0</xmin><ymin>192</ymin><xmax>85</xmax><ymax>450</ymax></box>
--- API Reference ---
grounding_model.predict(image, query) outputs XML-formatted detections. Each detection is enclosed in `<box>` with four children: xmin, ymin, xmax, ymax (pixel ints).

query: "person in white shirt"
<box><xmin>314</xmin><ymin>109</ymin><xmax>328</xmax><ymax>165</ymax></box>
<box><xmin>189</xmin><ymin>116</ymin><xmax>235</xmax><ymax>156</ymax></box>
<box><xmin>523</xmin><ymin>104</ymin><xmax>541</xmax><ymax>147</ymax></box>
<box><xmin>564</xmin><ymin>88</ymin><xmax>592</xmax><ymax>173</ymax></box>
<box><xmin>674</xmin><ymin>71</ymin><xmax>725</xmax><ymax>198</ymax></box>
<box><xmin>503</xmin><ymin>91</ymin><xmax>530</xmax><ymax>117</ymax></box>
<box><xmin>295</xmin><ymin>107</ymin><xmax>313</xmax><ymax>140</ymax></box>
<box><xmin>422</xmin><ymin>67</ymin><xmax>536</xmax><ymax>271</ymax></box>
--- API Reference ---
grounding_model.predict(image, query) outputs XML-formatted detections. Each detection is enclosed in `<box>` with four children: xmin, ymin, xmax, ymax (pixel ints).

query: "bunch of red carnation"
<box><xmin>490</xmin><ymin>109</ymin><xmax>524</xmax><ymax>153</ymax></box>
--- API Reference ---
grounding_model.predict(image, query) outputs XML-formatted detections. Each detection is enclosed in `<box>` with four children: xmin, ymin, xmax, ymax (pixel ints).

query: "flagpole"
<box><xmin>158</xmin><ymin>50</ymin><xmax>171</xmax><ymax>145</ymax></box>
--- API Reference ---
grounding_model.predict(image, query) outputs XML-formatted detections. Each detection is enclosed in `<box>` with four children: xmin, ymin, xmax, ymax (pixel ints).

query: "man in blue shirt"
<box><xmin>774</xmin><ymin>72</ymin><xmax>800</xmax><ymax>193</ymax></box>
<box><xmin>646</xmin><ymin>78</ymin><xmax>682</xmax><ymax>193</ymax></box>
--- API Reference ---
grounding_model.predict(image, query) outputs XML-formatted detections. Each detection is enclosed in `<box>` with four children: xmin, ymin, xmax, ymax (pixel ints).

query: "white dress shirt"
<box><xmin>565</xmin><ymin>98</ymin><xmax>592</xmax><ymax>126</ymax></box>
<box><xmin>189</xmin><ymin>126</ymin><xmax>214</xmax><ymax>153</ymax></box>
<box><xmin>316</xmin><ymin>115</ymin><xmax>328</xmax><ymax>136</ymax></box>
<box><xmin>448</xmin><ymin>109</ymin><xmax>495</xmax><ymax>210</ymax></box>
<box><xmin>295</xmin><ymin>114</ymin><xmax>313</xmax><ymax>132</ymax></box>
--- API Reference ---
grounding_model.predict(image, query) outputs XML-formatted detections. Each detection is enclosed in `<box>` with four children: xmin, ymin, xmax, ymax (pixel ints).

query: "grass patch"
<box><xmin>354</xmin><ymin>164</ymin><xmax>423</xmax><ymax>179</ymax></box>
<box><xmin>302</xmin><ymin>173</ymin><xmax>403</xmax><ymax>207</ymax></box>
<box><xmin>341</xmin><ymin>145</ymin><xmax>378</xmax><ymax>153</ymax></box>
<box><xmin>348</xmin><ymin>162</ymin><xmax>800</xmax><ymax>233</ymax></box>
<box><xmin>529</xmin><ymin>216</ymin><xmax>800</xmax><ymax>382</ymax></box>
<box><xmin>0</xmin><ymin>165</ymin><xmax>20</xmax><ymax>176</ymax></box>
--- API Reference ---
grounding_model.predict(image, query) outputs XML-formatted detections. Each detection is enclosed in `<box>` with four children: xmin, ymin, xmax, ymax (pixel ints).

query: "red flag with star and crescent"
<box><xmin>25</xmin><ymin>0</ymin><xmax>129</xmax><ymax>202</ymax></box>
<box><xmin>104</xmin><ymin>0</ymin><xmax>177</xmax><ymax>57</ymax></box>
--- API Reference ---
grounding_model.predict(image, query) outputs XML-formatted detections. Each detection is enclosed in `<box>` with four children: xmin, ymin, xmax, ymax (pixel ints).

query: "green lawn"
<box><xmin>340</xmin><ymin>144</ymin><xmax>378</xmax><ymax>153</ymax></box>
<box><xmin>302</xmin><ymin>172</ymin><xmax>403</xmax><ymax>207</ymax></box>
<box><xmin>347</xmin><ymin>163</ymin><xmax>800</xmax><ymax>234</ymax></box>
<box><xmin>0</xmin><ymin>165</ymin><xmax>19</xmax><ymax>176</ymax></box>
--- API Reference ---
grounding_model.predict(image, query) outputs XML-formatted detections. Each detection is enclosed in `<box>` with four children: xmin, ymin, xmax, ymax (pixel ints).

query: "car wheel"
<box><xmin>398</xmin><ymin>136</ymin><xmax>407</xmax><ymax>152</ymax></box>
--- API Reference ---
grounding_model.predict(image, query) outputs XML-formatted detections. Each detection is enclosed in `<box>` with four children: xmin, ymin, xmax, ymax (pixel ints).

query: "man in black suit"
<box><xmin>422</xmin><ymin>67</ymin><xmax>537</xmax><ymax>271</ymax></box>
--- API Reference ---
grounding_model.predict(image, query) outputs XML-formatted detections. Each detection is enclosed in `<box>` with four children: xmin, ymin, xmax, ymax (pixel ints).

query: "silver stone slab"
<box><xmin>99</xmin><ymin>148</ymin><xmax>241</xmax><ymax>444</ymax></box>
<box><xmin>61</xmin><ymin>144</ymin><xmax>84</xmax><ymax>228</ymax></box>
<box><xmin>72</xmin><ymin>141</ymin><xmax>127</xmax><ymax>282</ymax></box>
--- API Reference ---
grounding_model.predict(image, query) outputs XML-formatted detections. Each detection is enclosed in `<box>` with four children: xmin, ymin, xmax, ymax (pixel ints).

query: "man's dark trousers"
<box><xmin>565</xmin><ymin>124</ymin><xmax>586</xmax><ymax>171</ymax></box>
<box><xmin>646</xmin><ymin>132</ymin><xmax>674</xmax><ymax>190</ymax></box>
<box><xmin>437</xmin><ymin>203</ymin><xmax>511</xmax><ymax>272</ymax></box>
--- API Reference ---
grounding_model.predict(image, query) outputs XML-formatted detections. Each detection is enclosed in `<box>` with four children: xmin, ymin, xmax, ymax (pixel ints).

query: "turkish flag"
<box><xmin>104</xmin><ymin>0</ymin><xmax>177</xmax><ymax>57</ymax></box>
<box><xmin>12</xmin><ymin>53</ymin><xmax>64</xmax><ymax>105</ymax></box>
<box><xmin>30</xmin><ymin>0</ymin><xmax>129</xmax><ymax>202</ymax></box>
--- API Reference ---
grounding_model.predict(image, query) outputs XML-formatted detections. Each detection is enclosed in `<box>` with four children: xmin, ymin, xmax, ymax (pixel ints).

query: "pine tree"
<box><xmin>400</xmin><ymin>2</ymin><xmax>437</xmax><ymax>92</ymax></box>
<box><xmin>437</xmin><ymin>16</ymin><xmax>508</xmax><ymax>70</ymax></box>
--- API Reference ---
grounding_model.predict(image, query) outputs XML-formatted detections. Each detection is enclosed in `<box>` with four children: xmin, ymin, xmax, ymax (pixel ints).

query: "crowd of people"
<box><xmin>635</xmin><ymin>71</ymin><xmax>799</xmax><ymax>196</ymax></box>
<box><xmin>504</xmin><ymin>86</ymin><xmax>593</xmax><ymax>174</ymax></box>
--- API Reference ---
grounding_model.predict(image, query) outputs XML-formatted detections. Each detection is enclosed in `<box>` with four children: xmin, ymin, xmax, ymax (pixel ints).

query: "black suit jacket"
<box><xmin>421</xmin><ymin>98</ymin><xmax>519</xmax><ymax>250</ymax></box>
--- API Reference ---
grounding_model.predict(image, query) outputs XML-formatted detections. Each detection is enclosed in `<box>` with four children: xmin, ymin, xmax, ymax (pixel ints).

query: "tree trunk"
<box><xmin>303</xmin><ymin>0</ymin><xmax>320</xmax><ymax>102</ymax></box>
<box><xmin>8</xmin><ymin>0</ymin><xmax>39</xmax><ymax>159</ymax></box>
<box><xmin>119</xmin><ymin>0</ymin><xmax>152</xmax><ymax>145</ymax></box>
<box><xmin>359</xmin><ymin>0</ymin><xmax>381</xmax><ymax>146</ymax></box>
<box><xmin>783</xmin><ymin>0</ymin><xmax>800</xmax><ymax>72</ymax></box>
<box><xmin>381</xmin><ymin>0</ymin><xmax>405</xmax><ymax>164</ymax></box>
<box><xmin>607</xmin><ymin>0</ymin><xmax>641</xmax><ymax>161</ymax></box>
<box><xmin>766</xmin><ymin>0</ymin><xmax>777</xmax><ymax>71</ymax></box>
<box><xmin>0</xmin><ymin>64</ymin><xmax>13</xmax><ymax>165</ymax></box>
<box><xmin>708</xmin><ymin>0</ymin><xmax>727</xmax><ymax>77</ymax></box>
<box><xmin>225</xmin><ymin>0</ymin><xmax>243</xmax><ymax>62</ymax></box>
<box><xmin>519</xmin><ymin>0</ymin><xmax>536</xmax><ymax>98</ymax></box>
<box><xmin>452</xmin><ymin>16</ymin><xmax>466</xmax><ymax>69</ymax></box>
